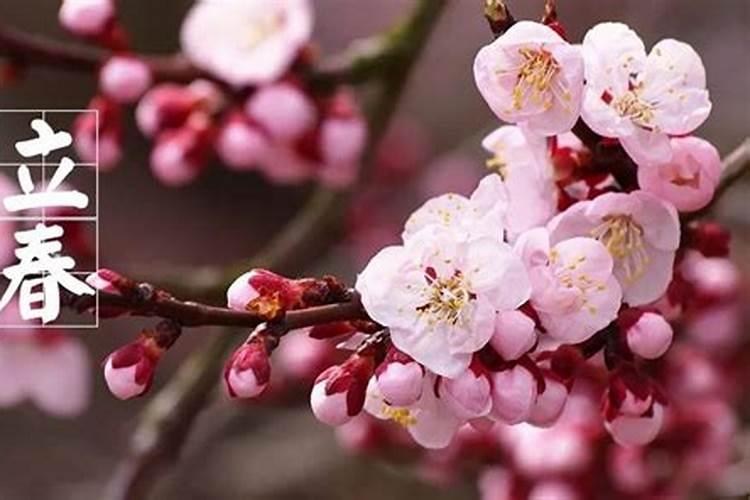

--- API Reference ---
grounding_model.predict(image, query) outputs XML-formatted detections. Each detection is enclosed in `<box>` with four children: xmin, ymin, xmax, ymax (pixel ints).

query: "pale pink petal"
<box><xmin>490</xmin><ymin>310</ymin><xmax>537</xmax><ymax>361</ymax></box>
<box><xmin>27</xmin><ymin>338</ymin><xmax>90</xmax><ymax>417</ymax></box>
<box><xmin>490</xmin><ymin>365</ymin><xmax>537</xmax><ymax>424</ymax></box>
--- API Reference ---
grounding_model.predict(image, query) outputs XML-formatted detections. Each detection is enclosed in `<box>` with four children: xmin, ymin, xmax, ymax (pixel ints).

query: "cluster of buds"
<box><xmin>59</xmin><ymin>0</ymin><xmax>366</xmax><ymax>189</ymax></box>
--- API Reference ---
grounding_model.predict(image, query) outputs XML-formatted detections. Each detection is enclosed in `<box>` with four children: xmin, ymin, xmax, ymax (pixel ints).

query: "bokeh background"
<box><xmin>0</xmin><ymin>1</ymin><xmax>748</xmax><ymax>498</ymax></box>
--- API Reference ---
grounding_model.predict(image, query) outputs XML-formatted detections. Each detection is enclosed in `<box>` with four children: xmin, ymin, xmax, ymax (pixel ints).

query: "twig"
<box><xmin>0</xmin><ymin>25</ymin><xmax>200</xmax><ymax>82</ymax></box>
<box><xmin>483</xmin><ymin>0</ymin><xmax>515</xmax><ymax>36</ymax></box>
<box><xmin>102</xmin><ymin>1</ymin><xmax>450</xmax><ymax>499</ymax></box>
<box><xmin>66</xmin><ymin>285</ymin><xmax>368</xmax><ymax>330</ymax></box>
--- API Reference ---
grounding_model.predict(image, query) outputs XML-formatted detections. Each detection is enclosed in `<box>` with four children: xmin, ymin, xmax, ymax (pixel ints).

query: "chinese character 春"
<box><xmin>0</xmin><ymin>118</ymin><xmax>94</xmax><ymax>324</ymax></box>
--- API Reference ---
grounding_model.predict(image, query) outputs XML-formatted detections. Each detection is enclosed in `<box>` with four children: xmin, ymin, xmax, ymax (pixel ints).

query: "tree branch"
<box><xmin>66</xmin><ymin>284</ymin><xmax>368</xmax><ymax>330</ymax></box>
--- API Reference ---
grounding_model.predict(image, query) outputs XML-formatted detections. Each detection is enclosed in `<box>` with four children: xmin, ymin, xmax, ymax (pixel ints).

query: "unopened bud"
<box><xmin>310</xmin><ymin>354</ymin><xmax>374</xmax><ymax>426</ymax></box>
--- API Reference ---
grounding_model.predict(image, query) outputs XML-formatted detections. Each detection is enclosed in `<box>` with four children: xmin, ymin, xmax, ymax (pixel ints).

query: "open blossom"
<box><xmin>474</xmin><ymin>21</ymin><xmax>584</xmax><ymax>135</ymax></box>
<box><xmin>402</xmin><ymin>174</ymin><xmax>508</xmax><ymax>243</ymax></box>
<box><xmin>481</xmin><ymin>126</ymin><xmax>558</xmax><ymax>240</ymax></box>
<box><xmin>581</xmin><ymin>22</ymin><xmax>711</xmax><ymax>166</ymax></box>
<box><xmin>180</xmin><ymin>0</ymin><xmax>313</xmax><ymax>87</ymax></box>
<box><xmin>364</xmin><ymin>374</ymin><xmax>462</xmax><ymax>449</ymax></box>
<box><xmin>515</xmin><ymin>227</ymin><xmax>622</xmax><ymax>343</ymax></box>
<box><xmin>548</xmin><ymin>190</ymin><xmax>680</xmax><ymax>306</ymax></box>
<box><xmin>637</xmin><ymin>136</ymin><xmax>721</xmax><ymax>212</ymax></box>
<box><xmin>356</xmin><ymin>226</ymin><xmax>530</xmax><ymax>377</ymax></box>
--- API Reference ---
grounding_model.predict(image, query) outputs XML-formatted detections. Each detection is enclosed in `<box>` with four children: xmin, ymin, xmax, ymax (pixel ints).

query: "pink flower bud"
<box><xmin>439</xmin><ymin>366</ymin><xmax>492</xmax><ymax>420</ymax></box>
<box><xmin>310</xmin><ymin>354</ymin><xmax>373</xmax><ymax>426</ymax></box>
<box><xmin>224</xmin><ymin>338</ymin><xmax>271</xmax><ymax>399</ymax></box>
<box><xmin>317</xmin><ymin>92</ymin><xmax>366</xmax><ymax>189</ymax></box>
<box><xmin>246</xmin><ymin>83</ymin><xmax>316</xmax><ymax>142</ymax></box>
<box><xmin>276</xmin><ymin>330</ymin><xmax>336</xmax><ymax>382</ymax></box>
<box><xmin>489</xmin><ymin>310</ymin><xmax>537</xmax><ymax>361</ymax></box>
<box><xmin>86</xmin><ymin>269</ymin><xmax>129</xmax><ymax>318</ymax></box>
<box><xmin>527</xmin><ymin>374</ymin><xmax>568</xmax><ymax>427</ymax></box>
<box><xmin>85</xmin><ymin>268</ymin><xmax>123</xmax><ymax>294</ymax></box>
<box><xmin>375</xmin><ymin>349</ymin><xmax>424</xmax><ymax>407</ymax></box>
<box><xmin>216</xmin><ymin>112</ymin><xmax>270</xmax><ymax>171</ymax></box>
<box><xmin>603</xmin><ymin>372</ymin><xmax>666</xmax><ymax>446</ymax></box>
<box><xmin>605</xmin><ymin>401</ymin><xmax>665</xmax><ymax>447</ymax></box>
<box><xmin>99</xmin><ymin>56</ymin><xmax>153</xmax><ymax>104</ymax></box>
<box><xmin>136</xmin><ymin>84</ymin><xmax>199</xmax><ymax>138</ymax></box>
<box><xmin>59</xmin><ymin>0</ymin><xmax>114</xmax><ymax>37</ymax></box>
<box><xmin>620</xmin><ymin>310</ymin><xmax>673</xmax><ymax>360</ymax></box>
<box><xmin>637</xmin><ymin>136</ymin><xmax>721</xmax><ymax>213</ymax></box>
<box><xmin>103</xmin><ymin>341</ymin><xmax>156</xmax><ymax>400</ymax></box>
<box><xmin>226</xmin><ymin>269</ymin><xmax>300</xmax><ymax>318</ymax></box>
<box><xmin>73</xmin><ymin>96</ymin><xmax>122</xmax><ymax>171</ymax></box>
<box><xmin>490</xmin><ymin>365</ymin><xmax>538</xmax><ymax>424</ymax></box>
<box><xmin>150</xmin><ymin>114</ymin><xmax>212</xmax><ymax>187</ymax></box>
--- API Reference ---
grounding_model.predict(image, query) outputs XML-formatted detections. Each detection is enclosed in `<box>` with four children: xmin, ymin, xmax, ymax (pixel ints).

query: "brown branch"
<box><xmin>0</xmin><ymin>24</ymin><xmax>200</xmax><ymax>82</ymax></box>
<box><xmin>65</xmin><ymin>284</ymin><xmax>368</xmax><ymax>330</ymax></box>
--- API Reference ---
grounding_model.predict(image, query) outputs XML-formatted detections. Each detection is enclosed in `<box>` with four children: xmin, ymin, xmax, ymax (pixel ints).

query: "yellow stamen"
<box><xmin>612</xmin><ymin>91</ymin><xmax>655</xmax><ymax>128</ymax></box>
<box><xmin>591</xmin><ymin>214</ymin><xmax>650</xmax><ymax>282</ymax></box>
<box><xmin>416</xmin><ymin>272</ymin><xmax>472</xmax><ymax>327</ymax></box>
<box><xmin>509</xmin><ymin>48</ymin><xmax>561</xmax><ymax>111</ymax></box>
<box><xmin>382</xmin><ymin>406</ymin><xmax>417</xmax><ymax>427</ymax></box>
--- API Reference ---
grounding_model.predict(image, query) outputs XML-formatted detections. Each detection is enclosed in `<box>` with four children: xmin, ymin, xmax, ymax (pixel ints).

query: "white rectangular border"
<box><xmin>0</xmin><ymin>108</ymin><xmax>100</xmax><ymax>330</ymax></box>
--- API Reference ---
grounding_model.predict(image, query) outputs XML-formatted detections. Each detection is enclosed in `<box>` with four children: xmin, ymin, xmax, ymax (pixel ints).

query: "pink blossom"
<box><xmin>59</xmin><ymin>0</ymin><xmax>114</xmax><ymax>37</ymax></box>
<box><xmin>356</xmin><ymin>226</ymin><xmax>530</xmax><ymax>377</ymax></box>
<box><xmin>224</xmin><ymin>337</ymin><xmax>271</xmax><ymax>399</ymax></box>
<box><xmin>375</xmin><ymin>350</ymin><xmax>424</xmax><ymax>407</ymax></box>
<box><xmin>606</xmin><ymin>401</ymin><xmax>664</xmax><ymax>447</ymax></box>
<box><xmin>103</xmin><ymin>341</ymin><xmax>156</xmax><ymax>400</ymax></box>
<box><xmin>637</xmin><ymin>136</ymin><xmax>721</xmax><ymax>212</ymax></box>
<box><xmin>515</xmin><ymin>227</ymin><xmax>622</xmax><ymax>342</ymax></box>
<box><xmin>439</xmin><ymin>366</ymin><xmax>493</xmax><ymax>420</ymax></box>
<box><xmin>489</xmin><ymin>310</ymin><xmax>537</xmax><ymax>361</ymax></box>
<box><xmin>499</xmin><ymin>422</ymin><xmax>592</xmax><ymax>476</ymax></box>
<box><xmin>136</xmin><ymin>81</ymin><xmax>223</xmax><ymax>138</ymax></box>
<box><xmin>364</xmin><ymin>374</ymin><xmax>462</xmax><ymax>449</ymax></box>
<box><xmin>0</xmin><ymin>329</ymin><xmax>90</xmax><ymax>417</ymax></box>
<box><xmin>680</xmin><ymin>251</ymin><xmax>740</xmax><ymax>300</ymax></box>
<box><xmin>180</xmin><ymin>0</ymin><xmax>313</xmax><ymax>87</ymax></box>
<box><xmin>474</xmin><ymin>21</ymin><xmax>584</xmax><ymax>135</ymax></box>
<box><xmin>529</xmin><ymin>481</ymin><xmax>579</xmax><ymax>500</ymax></box>
<box><xmin>310</xmin><ymin>354</ymin><xmax>373</xmax><ymax>426</ymax></box>
<box><xmin>318</xmin><ymin>111</ymin><xmax>367</xmax><ymax>189</ymax></box>
<box><xmin>620</xmin><ymin>309</ymin><xmax>673</xmax><ymax>359</ymax></box>
<box><xmin>478</xmin><ymin>467</ymin><xmax>514</xmax><ymax>500</ymax></box>
<box><xmin>548</xmin><ymin>190</ymin><xmax>680</xmax><ymax>306</ymax></box>
<box><xmin>99</xmin><ymin>56</ymin><xmax>153</xmax><ymax>104</ymax></box>
<box><xmin>226</xmin><ymin>268</ymin><xmax>302</xmax><ymax>316</ymax></box>
<box><xmin>246</xmin><ymin>83</ymin><xmax>317</xmax><ymax>142</ymax></box>
<box><xmin>215</xmin><ymin>112</ymin><xmax>270</xmax><ymax>171</ymax></box>
<box><xmin>73</xmin><ymin>96</ymin><xmax>122</xmax><ymax>171</ymax></box>
<box><xmin>403</xmin><ymin>174</ymin><xmax>509</xmax><ymax>243</ymax></box>
<box><xmin>150</xmin><ymin>114</ymin><xmax>213</xmax><ymax>187</ymax></box>
<box><xmin>275</xmin><ymin>330</ymin><xmax>336</xmax><ymax>382</ymax></box>
<box><xmin>481</xmin><ymin>126</ymin><xmax>558</xmax><ymax>240</ymax></box>
<box><xmin>581</xmin><ymin>23</ymin><xmax>711</xmax><ymax>166</ymax></box>
<box><xmin>527</xmin><ymin>374</ymin><xmax>569</xmax><ymax>427</ymax></box>
<box><xmin>489</xmin><ymin>365</ymin><xmax>538</xmax><ymax>424</ymax></box>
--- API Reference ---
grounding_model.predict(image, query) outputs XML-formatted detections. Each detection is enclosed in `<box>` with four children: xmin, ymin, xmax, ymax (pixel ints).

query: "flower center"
<box><xmin>591</xmin><ymin>214</ymin><xmax>649</xmax><ymax>282</ymax></box>
<box><xmin>612</xmin><ymin>91</ymin><xmax>655</xmax><ymax>128</ymax></box>
<box><xmin>511</xmin><ymin>48</ymin><xmax>562</xmax><ymax>111</ymax></box>
<box><xmin>417</xmin><ymin>269</ymin><xmax>473</xmax><ymax>326</ymax></box>
<box><xmin>245</xmin><ymin>12</ymin><xmax>285</xmax><ymax>50</ymax></box>
<box><xmin>382</xmin><ymin>406</ymin><xmax>417</xmax><ymax>427</ymax></box>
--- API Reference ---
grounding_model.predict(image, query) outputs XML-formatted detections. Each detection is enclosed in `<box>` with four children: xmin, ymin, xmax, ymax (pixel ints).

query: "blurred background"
<box><xmin>0</xmin><ymin>1</ymin><xmax>748</xmax><ymax>498</ymax></box>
